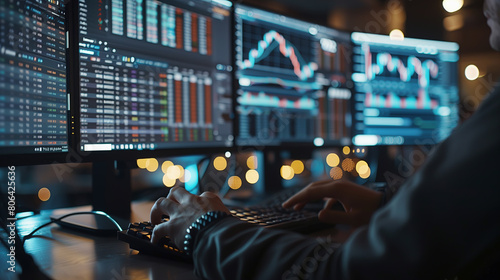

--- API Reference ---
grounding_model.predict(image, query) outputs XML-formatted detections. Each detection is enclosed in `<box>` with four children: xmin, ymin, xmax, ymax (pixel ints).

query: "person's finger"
<box><xmin>323</xmin><ymin>198</ymin><xmax>338</xmax><ymax>210</ymax></box>
<box><xmin>283</xmin><ymin>180</ymin><xmax>342</xmax><ymax>208</ymax></box>
<box><xmin>318</xmin><ymin>208</ymin><xmax>352</xmax><ymax>225</ymax></box>
<box><xmin>167</xmin><ymin>186</ymin><xmax>193</xmax><ymax>204</ymax></box>
<box><xmin>199</xmin><ymin>192</ymin><xmax>231</xmax><ymax>214</ymax></box>
<box><xmin>292</xmin><ymin>202</ymin><xmax>306</xmax><ymax>211</ymax></box>
<box><xmin>150</xmin><ymin>197</ymin><xmax>178</xmax><ymax>225</ymax></box>
<box><xmin>151</xmin><ymin>221</ymin><xmax>171</xmax><ymax>244</ymax></box>
<box><xmin>200</xmin><ymin>191</ymin><xmax>218</xmax><ymax>198</ymax></box>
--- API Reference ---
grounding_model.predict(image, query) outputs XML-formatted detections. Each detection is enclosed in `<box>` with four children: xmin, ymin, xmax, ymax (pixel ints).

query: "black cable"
<box><xmin>22</xmin><ymin>211</ymin><xmax>123</xmax><ymax>245</ymax></box>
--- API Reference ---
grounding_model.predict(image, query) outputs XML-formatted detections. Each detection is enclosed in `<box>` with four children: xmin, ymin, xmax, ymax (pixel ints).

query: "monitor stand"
<box><xmin>50</xmin><ymin>161</ymin><xmax>132</xmax><ymax>236</ymax></box>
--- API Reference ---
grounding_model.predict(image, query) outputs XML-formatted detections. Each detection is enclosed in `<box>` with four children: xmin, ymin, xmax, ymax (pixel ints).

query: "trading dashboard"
<box><xmin>235</xmin><ymin>4</ymin><xmax>352</xmax><ymax>147</ymax></box>
<box><xmin>76</xmin><ymin>0</ymin><xmax>233</xmax><ymax>153</ymax></box>
<box><xmin>351</xmin><ymin>32</ymin><xmax>460</xmax><ymax>146</ymax></box>
<box><xmin>0</xmin><ymin>0</ymin><xmax>69</xmax><ymax>156</ymax></box>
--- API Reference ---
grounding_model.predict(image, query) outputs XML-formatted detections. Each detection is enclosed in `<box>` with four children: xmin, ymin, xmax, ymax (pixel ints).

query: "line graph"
<box><xmin>365</xmin><ymin>90</ymin><xmax>438</xmax><ymax>110</ymax></box>
<box><xmin>242</xmin><ymin>30</ymin><xmax>318</xmax><ymax>81</ymax></box>
<box><xmin>363</xmin><ymin>44</ymin><xmax>439</xmax><ymax>88</ymax></box>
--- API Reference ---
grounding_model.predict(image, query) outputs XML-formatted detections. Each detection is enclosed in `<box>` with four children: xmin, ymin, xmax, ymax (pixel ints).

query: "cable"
<box><xmin>22</xmin><ymin>211</ymin><xmax>123</xmax><ymax>245</ymax></box>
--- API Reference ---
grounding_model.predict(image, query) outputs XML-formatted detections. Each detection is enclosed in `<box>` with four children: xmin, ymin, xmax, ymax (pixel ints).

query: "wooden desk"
<box><xmin>13</xmin><ymin>202</ymin><xmax>350</xmax><ymax>280</ymax></box>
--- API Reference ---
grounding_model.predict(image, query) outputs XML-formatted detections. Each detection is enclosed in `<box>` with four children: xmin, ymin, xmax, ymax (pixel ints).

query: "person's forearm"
<box><xmin>193</xmin><ymin>217</ymin><xmax>343</xmax><ymax>280</ymax></box>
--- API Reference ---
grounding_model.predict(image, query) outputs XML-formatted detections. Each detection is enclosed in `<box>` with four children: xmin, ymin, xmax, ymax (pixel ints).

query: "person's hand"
<box><xmin>282</xmin><ymin>180</ymin><xmax>383</xmax><ymax>228</ymax></box>
<box><xmin>150</xmin><ymin>186</ymin><xmax>230</xmax><ymax>248</ymax></box>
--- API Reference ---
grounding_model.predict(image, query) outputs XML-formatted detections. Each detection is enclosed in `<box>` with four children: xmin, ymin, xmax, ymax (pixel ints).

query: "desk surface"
<box><xmin>10</xmin><ymin>201</ymin><xmax>350</xmax><ymax>280</ymax></box>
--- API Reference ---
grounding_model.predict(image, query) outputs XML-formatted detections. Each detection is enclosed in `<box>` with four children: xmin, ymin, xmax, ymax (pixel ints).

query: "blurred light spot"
<box><xmin>389</xmin><ymin>29</ymin><xmax>404</xmax><ymax>40</ymax></box>
<box><xmin>38</xmin><ymin>187</ymin><xmax>51</xmax><ymax>202</ymax></box>
<box><xmin>166</xmin><ymin>165</ymin><xmax>181</xmax><ymax>180</ymax></box>
<box><xmin>185</xmin><ymin>165</ymin><xmax>199</xmax><ymax>194</ymax></box>
<box><xmin>247</xmin><ymin>155</ymin><xmax>258</xmax><ymax>169</ymax></box>
<box><xmin>228</xmin><ymin>176</ymin><xmax>242</xmax><ymax>190</ymax></box>
<box><xmin>465</xmin><ymin>64</ymin><xmax>480</xmax><ymax>81</ymax></box>
<box><xmin>342</xmin><ymin>158</ymin><xmax>355</xmax><ymax>172</ymax></box>
<box><xmin>245</xmin><ymin>170</ymin><xmax>259</xmax><ymax>184</ymax></box>
<box><xmin>442</xmin><ymin>0</ymin><xmax>463</xmax><ymax>13</ymax></box>
<box><xmin>443</xmin><ymin>14</ymin><xmax>464</xmax><ymax>31</ymax></box>
<box><xmin>163</xmin><ymin>174</ymin><xmax>176</xmax><ymax>187</ymax></box>
<box><xmin>145</xmin><ymin>158</ymin><xmax>159</xmax><ymax>172</ymax></box>
<box><xmin>137</xmin><ymin>158</ymin><xmax>147</xmax><ymax>169</ymax></box>
<box><xmin>330</xmin><ymin>167</ymin><xmax>343</xmax><ymax>180</ymax></box>
<box><xmin>213</xmin><ymin>156</ymin><xmax>227</xmax><ymax>171</ymax></box>
<box><xmin>359</xmin><ymin>166</ymin><xmax>372</xmax><ymax>179</ymax></box>
<box><xmin>175</xmin><ymin>165</ymin><xmax>185</xmax><ymax>178</ymax></box>
<box><xmin>313</xmin><ymin>137</ymin><xmax>324</xmax><ymax>146</ymax></box>
<box><xmin>343</xmin><ymin>146</ymin><xmax>351</xmax><ymax>155</ymax></box>
<box><xmin>225</xmin><ymin>151</ymin><xmax>231</xmax><ymax>158</ymax></box>
<box><xmin>291</xmin><ymin>160</ymin><xmax>305</xmax><ymax>174</ymax></box>
<box><xmin>161</xmin><ymin>160</ymin><xmax>174</xmax><ymax>173</ymax></box>
<box><xmin>179</xmin><ymin>170</ymin><xmax>191</xmax><ymax>183</ymax></box>
<box><xmin>280</xmin><ymin>165</ymin><xmax>295</xmax><ymax>180</ymax></box>
<box><xmin>326</xmin><ymin>153</ymin><xmax>340</xmax><ymax>167</ymax></box>
<box><xmin>356</xmin><ymin>160</ymin><xmax>369</xmax><ymax>174</ymax></box>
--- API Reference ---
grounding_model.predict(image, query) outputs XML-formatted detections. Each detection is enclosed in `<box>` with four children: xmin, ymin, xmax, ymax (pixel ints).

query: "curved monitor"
<box><xmin>73</xmin><ymin>0</ymin><xmax>234</xmax><ymax>160</ymax></box>
<box><xmin>351</xmin><ymin>32</ymin><xmax>460</xmax><ymax>146</ymax></box>
<box><xmin>0</xmin><ymin>0</ymin><xmax>69</xmax><ymax>166</ymax></box>
<box><xmin>234</xmin><ymin>4</ymin><xmax>352</xmax><ymax>148</ymax></box>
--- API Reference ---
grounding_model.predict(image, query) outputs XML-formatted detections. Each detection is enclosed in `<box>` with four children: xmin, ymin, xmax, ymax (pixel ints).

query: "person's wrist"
<box><xmin>183</xmin><ymin>211</ymin><xmax>230</xmax><ymax>255</ymax></box>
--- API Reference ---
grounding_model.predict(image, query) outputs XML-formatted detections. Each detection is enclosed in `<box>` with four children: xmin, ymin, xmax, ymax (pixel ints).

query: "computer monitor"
<box><xmin>234</xmin><ymin>4</ymin><xmax>352</xmax><ymax>148</ymax></box>
<box><xmin>351</xmin><ymin>32</ymin><xmax>460</xmax><ymax>146</ymax></box>
<box><xmin>73</xmin><ymin>0</ymin><xmax>234</xmax><ymax>160</ymax></box>
<box><xmin>0</xmin><ymin>0</ymin><xmax>69</xmax><ymax>166</ymax></box>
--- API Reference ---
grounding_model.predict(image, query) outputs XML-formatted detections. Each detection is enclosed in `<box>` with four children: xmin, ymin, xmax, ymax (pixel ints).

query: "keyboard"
<box><xmin>118</xmin><ymin>205</ymin><xmax>329</xmax><ymax>261</ymax></box>
<box><xmin>117</xmin><ymin>220</ymin><xmax>192</xmax><ymax>261</ymax></box>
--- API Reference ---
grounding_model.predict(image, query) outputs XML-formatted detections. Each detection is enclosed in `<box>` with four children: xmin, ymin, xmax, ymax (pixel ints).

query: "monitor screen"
<box><xmin>76</xmin><ymin>0</ymin><xmax>233</xmax><ymax>154</ymax></box>
<box><xmin>351</xmin><ymin>32</ymin><xmax>460</xmax><ymax>146</ymax></box>
<box><xmin>234</xmin><ymin>4</ymin><xmax>352</xmax><ymax>147</ymax></box>
<box><xmin>0</xmin><ymin>0</ymin><xmax>69</xmax><ymax>159</ymax></box>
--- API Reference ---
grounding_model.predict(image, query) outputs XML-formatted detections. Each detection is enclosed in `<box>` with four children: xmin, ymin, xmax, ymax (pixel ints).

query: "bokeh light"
<box><xmin>179</xmin><ymin>169</ymin><xmax>192</xmax><ymax>183</ymax></box>
<box><xmin>163</xmin><ymin>174</ymin><xmax>176</xmax><ymax>187</ymax></box>
<box><xmin>356</xmin><ymin>160</ymin><xmax>370</xmax><ymax>175</ymax></box>
<box><xmin>326</xmin><ymin>153</ymin><xmax>340</xmax><ymax>167</ymax></box>
<box><xmin>342</xmin><ymin>158</ymin><xmax>355</xmax><ymax>172</ymax></box>
<box><xmin>161</xmin><ymin>160</ymin><xmax>174</xmax><ymax>173</ymax></box>
<box><xmin>359</xmin><ymin>166</ymin><xmax>372</xmax><ymax>179</ymax></box>
<box><xmin>389</xmin><ymin>29</ymin><xmax>404</xmax><ymax>40</ymax></box>
<box><xmin>465</xmin><ymin>64</ymin><xmax>480</xmax><ymax>81</ymax></box>
<box><xmin>245</xmin><ymin>170</ymin><xmax>259</xmax><ymax>184</ymax></box>
<box><xmin>228</xmin><ymin>176</ymin><xmax>242</xmax><ymax>190</ymax></box>
<box><xmin>166</xmin><ymin>165</ymin><xmax>181</xmax><ymax>180</ymax></box>
<box><xmin>330</xmin><ymin>167</ymin><xmax>343</xmax><ymax>180</ymax></box>
<box><xmin>213</xmin><ymin>156</ymin><xmax>227</xmax><ymax>171</ymax></box>
<box><xmin>280</xmin><ymin>165</ymin><xmax>295</xmax><ymax>180</ymax></box>
<box><xmin>137</xmin><ymin>158</ymin><xmax>147</xmax><ymax>169</ymax></box>
<box><xmin>38</xmin><ymin>187</ymin><xmax>51</xmax><ymax>202</ymax></box>
<box><xmin>145</xmin><ymin>158</ymin><xmax>159</xmax><ymax>172</ymax></box>
<box><xmin>247</xmin><ymin>155</ymin><xmax>258</xmax><ymax>169</ymax></box>
<box><xmin>442</xmin><ymin>0</ymin><xmax>464</xmax><ymax>13</ymax></box>
<box><xmin>291</xmin><ymin>160</ymin><xmax>305</xmax><ymax>174</ymax></box>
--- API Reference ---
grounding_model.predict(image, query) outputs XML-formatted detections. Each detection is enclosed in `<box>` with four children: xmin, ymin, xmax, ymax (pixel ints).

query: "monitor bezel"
<box><xmin>0</xmin><ymin>1</ymin><xmax>72</xmax><ymax>167</ymax></box>
<box><xmin>68</xmin><ymin>0</ymin><xmax>237</xmax><ymax>163</ymax></box>
<box><xmin>349</xmin><ymin>32</ymin><xmax>461</xmax><ymax>147</ymax></box>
